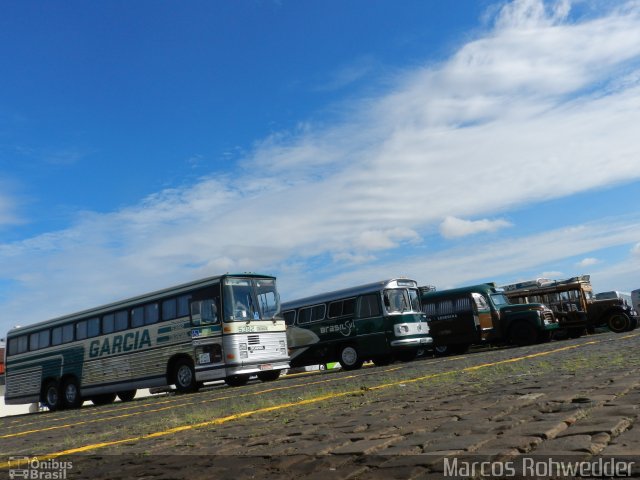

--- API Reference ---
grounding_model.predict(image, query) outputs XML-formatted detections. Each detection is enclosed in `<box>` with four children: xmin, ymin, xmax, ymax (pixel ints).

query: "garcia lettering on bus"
<box><xmin>89</xmin><ymin>330</ymin><xmax>152</xmax><ymax>357</ymax></box>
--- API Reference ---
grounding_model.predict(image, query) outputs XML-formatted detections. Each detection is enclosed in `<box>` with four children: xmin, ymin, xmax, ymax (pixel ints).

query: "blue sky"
<box><xmin>1</xmin><ymin>0</ymin><xmax>640</xmax><ymax>336</ymax></box>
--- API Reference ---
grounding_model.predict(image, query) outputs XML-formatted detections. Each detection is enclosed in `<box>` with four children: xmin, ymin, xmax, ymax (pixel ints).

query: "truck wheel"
<box><xmin>257</xmin><ymin>370</ymin><xmax>281</xmax><ymax>382</ymax></box>
<box><xmin>42</xmin><ymin>379</ymin><xmax>62</xmax><ymax>411</ymax></box>
<box><xmin>61</xmin><ymin>377</ymin><xmax>83</xmax><ymax>409</ymax></box>
<box><xmin>508</xmin><ymin>322</ymin><xmax>537</xmax><ymax>346</ymax></box>
<box><xmin>339</xmin><ymin>345</ymin><xmax>363</xmax><ymax>370</ymax></box>
<box><xmin>607</xmin><ymin>313</ymin><xmax>631</xmax><ymax>333</ymax></box>
<box><xmin>173</xmin><ymin>359</ymin><xmax>198</xmax><ymax>393</ymax></box>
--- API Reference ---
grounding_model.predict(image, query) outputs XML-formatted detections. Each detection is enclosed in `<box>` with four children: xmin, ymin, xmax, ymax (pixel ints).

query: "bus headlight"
<box><xmin>394</xmin><ymin>324</ymin><xmax>410</xmax><ymax>336</ymax></box>
<box><xmin>279</xmin><ymin>340</ymin><xmax>286</xmax><ymax>355</ymax></box>
<box><xmin>239</xmin><ymin>343</ymin><xmax>248</xmax><ymax>359</ymax></box>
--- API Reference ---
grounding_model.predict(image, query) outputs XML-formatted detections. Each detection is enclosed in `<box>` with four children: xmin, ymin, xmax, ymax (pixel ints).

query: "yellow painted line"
<box><xmin>0</xmin><ymin>336</ymin><xmax>616</xmax><ymax>468</ymax></box>
<box><xmin>0</xmin><ymin>366</ymin><xmax>402</xmax><ymax>439</ymax></box>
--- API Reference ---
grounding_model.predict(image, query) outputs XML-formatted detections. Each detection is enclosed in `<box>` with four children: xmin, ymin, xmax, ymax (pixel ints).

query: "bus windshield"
<box><xmin>224</xmin><ymin>278</ymin><xmax>280</xmax><ymax>321</ymax></box>
<box><xmin>384</xmin><ymin>288</ymin><xmax>421</xmax><ymax>314</ymax></box>
<box><xmin>491</xmin><ymin>293</ymin><xmax>510</xmax><ymax>307</ymax></box>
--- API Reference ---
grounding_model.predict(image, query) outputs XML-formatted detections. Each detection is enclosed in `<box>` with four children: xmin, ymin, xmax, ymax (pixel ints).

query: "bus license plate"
<box><xmin>259</xmin><ymin>364</ymin><xmax>273</xmax><ymax>371</ymax></box>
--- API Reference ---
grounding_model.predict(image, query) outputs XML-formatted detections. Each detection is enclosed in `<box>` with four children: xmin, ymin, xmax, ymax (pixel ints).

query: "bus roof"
<box><xmin>420</xmin><ymin>283</ymin><xmax>500</xmax><ymax>301</ymax></box>
<box><xmin>282</xmin><ymin>278</ymin><xmax>418</xmax><ymax>311</ymax></box>
<box><xmin>6</xmin><ymin>273</ymin><xmax>275</xmax><ymax>337</ymax></box>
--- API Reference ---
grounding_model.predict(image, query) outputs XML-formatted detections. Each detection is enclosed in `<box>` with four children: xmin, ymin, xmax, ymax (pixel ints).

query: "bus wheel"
<box><xmin>117</xmin><ymin>390</ymin><xmax>137</xmax><ymax>402</ymax></box>
<box><xmin>225</xmin><ymin>375</ymin><xmax>249</xmax><ymax>387</ymax></box>
<box><xmin>607</xmin><ymin>313</ymin><xmax>631</xmax><ymax>333</ymax></box>
<box><xmin>508</xmin><ymin>322</ymin><xmax>537</xmax><ymax>346</ymax></box>
<box><xmin>173</xmin><ymin>359</ymin><xmax>197</xmax><ymax>393</ymax></box>
<box><xmin>61</xmin><ymin>377</ymin><xmax>83</xmax><ymax>409</ymax></box>
<box><xmin>339</xmin><ymin>345</ymin><xmax>363</xmax><ymax>371</ymax></box>
<box><xmin>42</xmin><ymin>380</ymin><xmax>61</xmax><ymax>411</ymax></box>
<box><xmin>434</xmin><ymin>345</ymin><xmax>450</xmax><ymax>357</ymax></box>
<box><xmin>257</xmin><ymin>370</ymin><xmax>281</xmax><ymax>382</ymax></box>
<box><xmin>372</xmin><ymin>355</ymin><xmax>393</xmax><ymax>367</ymax></box>
<box><xmin>91</xmin><ymin>393</ymin><xmax>116</xmax><ymax>406</ymax></box>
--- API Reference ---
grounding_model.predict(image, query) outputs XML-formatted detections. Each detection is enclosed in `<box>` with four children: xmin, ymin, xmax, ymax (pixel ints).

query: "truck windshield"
<box><xmin>223</xmin><ymin>278</ymin><xmax>280</xmax><ymax>322</ymax></box>
<box><xmin>490</xmin><ymin>293</ymin><xmax>510</xmax><ymax>307</ymax></box>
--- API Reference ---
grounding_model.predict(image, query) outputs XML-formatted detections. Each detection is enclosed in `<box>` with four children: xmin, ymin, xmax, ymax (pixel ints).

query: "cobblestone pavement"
<box><xmin>2</xmin><ymin>331</ymin><xmax>639</xmax><ymax>479</ymax></box>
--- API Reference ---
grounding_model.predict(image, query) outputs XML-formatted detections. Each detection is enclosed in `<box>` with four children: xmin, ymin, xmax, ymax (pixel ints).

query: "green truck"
<box><xmin>420</xmin><ymin>283</ymin><xmax>559</xmax><ymax>355</ymax></box>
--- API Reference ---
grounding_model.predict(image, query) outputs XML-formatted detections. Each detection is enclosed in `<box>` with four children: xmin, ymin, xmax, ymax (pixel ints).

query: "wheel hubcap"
<box><xmin>342</xmin><ymin>347</ymin><xmax>357</xmax><ymax>365</ymax></box>
<box><xmin>178</xmin><ymin>365</ymin><xmax>192</xmax><ymax>387</ymax></box>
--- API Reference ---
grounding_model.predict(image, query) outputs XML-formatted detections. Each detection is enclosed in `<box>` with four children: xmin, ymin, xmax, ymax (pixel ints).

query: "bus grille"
<box><xmin>248</xmin><ymin>335</ymin><xmax>260</xmax><ymax>345</ymax></box>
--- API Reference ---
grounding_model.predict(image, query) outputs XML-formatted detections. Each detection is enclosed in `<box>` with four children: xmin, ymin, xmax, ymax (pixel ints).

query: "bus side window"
<box><xmin>283</xmin><ymin>310</ymin><xmax>296</xmax><ymax>326</ymax></box>
<box><xmin>423</xmin><ymin>303</ymin><xmax>436</xmax><ymax>316</ymax></box>
<box><xmin>357</xmin><ymin>294</ymin><xmax>381</xmax><ymax>318</ymax></box>
<box><xmin>454</xmin><ymin>297</ymin><xmax>471</xmax><ymax>313</ymax></box>
<box><xmin>191</xmin><ymin>299</ymin><xmax>219</xmax><ymax>326</ymax></box>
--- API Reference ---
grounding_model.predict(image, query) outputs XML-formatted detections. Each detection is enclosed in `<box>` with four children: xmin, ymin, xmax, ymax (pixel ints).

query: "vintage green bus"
<box><xmin>4</xmin><ymin>273</ymin><xmax>289</xmax><ymax>411</ymax></box>
<box><xmin>421</xmin><ymin>283</ymin><xmax>558</xmax><ymax>355</ymax></box>
<box><xmin>282</xmin><ymin>278</ymin><xmax>432</xmax><ymax>370</ymax></box>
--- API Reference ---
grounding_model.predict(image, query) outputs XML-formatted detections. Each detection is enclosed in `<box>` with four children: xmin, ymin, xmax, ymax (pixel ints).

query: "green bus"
<box><xmin>420</xmin><ymin>283</ymin><xmax>558</xmax><ymax>355</ymax></box>
<box><xmin>4</xmin><ymin>274</ymin><xmax>289</xmax><ymax>411</ymax></box>
<box><xmin>282</xmin><ymin>278</ymin><xmax>432</xmax><ymax>370</ymax></box>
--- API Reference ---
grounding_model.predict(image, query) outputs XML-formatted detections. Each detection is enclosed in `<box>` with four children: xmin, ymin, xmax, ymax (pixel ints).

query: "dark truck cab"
<box><xmin>420</xmin><ymin>283</ymin><xmax>558</xmax><ymax>355</ymax></box>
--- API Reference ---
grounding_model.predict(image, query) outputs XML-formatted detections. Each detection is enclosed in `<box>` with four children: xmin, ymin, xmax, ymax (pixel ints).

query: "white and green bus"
<box><xmin>282</xmin><ymin>278</ymin><xmax>432</xmax><ymax>370</ymax></box>
<box><xmin>4</xmin><ymin>273</ymin><xmax>289</xmax><ymax>411</ymax></box>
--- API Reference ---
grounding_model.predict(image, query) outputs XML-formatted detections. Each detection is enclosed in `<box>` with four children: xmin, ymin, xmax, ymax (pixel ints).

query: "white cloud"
<box><xmin>439</xmin><ymin>216</ymin><xmax>512</xmax><ymax>238</ymax></box>
<box><xmin>577</xmin><ymin>257</ymin><xmax>600</xmax><ymax>267</ymax></box>
<box><xmin>3</xmin><ymin>0</ymin><xmax>640</xmax><ymax>330</ymax></box>
<box><xmin>632</xmin><ymin>242</ymin><xmax>640</xmax><ymax>255</ymax></box>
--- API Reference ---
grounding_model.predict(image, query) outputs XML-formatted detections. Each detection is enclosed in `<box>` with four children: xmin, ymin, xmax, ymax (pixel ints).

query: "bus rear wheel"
<box><xmin>61</xmin><ymin>377</ymin><xmax>83</xmax><ymax>409</ymax></box>
<box><xmin>607</xmin><ymin>313</ymin><xmax>631</xmax><ymax>333</ymax></box>
<box><xmin>339</xmin><ymin>345</ymin><xmax>363</xmax><ymax>371</ymax></box>
<box><xmin>117</xmin><ymin>390</ymin><xmax>137</xmax><ymax>402</ymax></box>
<box><xmin>173</xmin><ymin>359</ymin><xmax>198</xmax><ymax>393</ymax></box>
<box><xmin>42</xmin><ymin>380</ymin><xmax>61</xmax><ymax>411</ymax></box>
<box><xmin>257</xmin><ymin>370</ymin><xmax>281</xmax><ymax>382</ymax></box>
<box><xmin>91</xmin><ymin>393</ymin><xmax>116</xmax><ymax>406</ymax></box>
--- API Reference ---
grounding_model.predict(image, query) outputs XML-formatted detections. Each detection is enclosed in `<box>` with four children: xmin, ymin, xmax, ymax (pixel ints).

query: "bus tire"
<box><xmin>61</xmin><ymin>377</ymin><xmax>83</xmax><ymax>409</ymax></box>
<box><xmin>42</xmin><ymin>379</ymin><xmax>62</xmax><ymax>411</ymax></box>
<box><xmin>225</xmin><ymin>375</ymin><xmax>249</xmax><ymax>387</ymax></box>
<box><xmin>434</xmin><ymin>345</ymin><xmax>450</xmax><ymax>357</ymax></box>
<box><xmin>91</xmin><ymin>393</ymin><xmax>116</xmax><ymax>406</ymax></box>
<box><xmin>257</xmin><ymin>370</ymin><xmax>281</xmax><ymax>382</ymax></box>
<box><xmin>607</xmin><ymin>313</ymin><xmax>631</xmax><ymax>333</ymax></box>
<box><xmin>508</xmin><ymin>322</ymin><xmax>537</xmax><ymax>346</ymax></box>
<box><xmin>173</xmin><ymin>358</ymin><xmax>198</xmax><ymax>393</ymax></box>
<box><xmin>339</xmin><ymin>345</ymin><xmax>363</xmax><ymax>371</ymax></box>
<box><xmin>117</xmin><ymin>390</ymin><xmax>137</xmax><ymax>402</ymax></box>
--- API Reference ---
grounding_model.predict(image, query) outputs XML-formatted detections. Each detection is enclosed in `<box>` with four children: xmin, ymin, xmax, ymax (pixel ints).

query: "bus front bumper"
<box><xmin>390</xmin><ymin>337</ymin><xmax>433</xmax><ymax>348</ymax></box>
